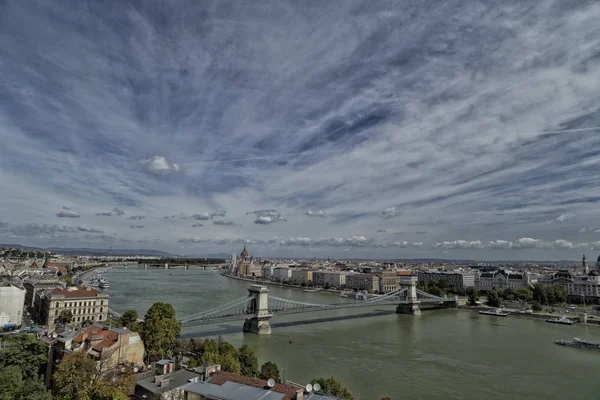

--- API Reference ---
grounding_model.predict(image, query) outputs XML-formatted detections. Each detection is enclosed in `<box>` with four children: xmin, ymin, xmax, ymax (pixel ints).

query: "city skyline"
<box><xmin>2</xmin><ymin>1</ymin><xmax>600</xmax><ymax>260</ymax></box>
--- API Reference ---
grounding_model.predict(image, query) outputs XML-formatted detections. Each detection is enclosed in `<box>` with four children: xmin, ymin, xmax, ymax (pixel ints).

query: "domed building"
<box><xmin>550</xmin><ymin>254</ymin><xmax>600</xmax><ymax>305</ymax></box>
<box><xmin>240</xmin><ymin>246</ymin><xmax>249</xmax><ymax>260</ymax></box>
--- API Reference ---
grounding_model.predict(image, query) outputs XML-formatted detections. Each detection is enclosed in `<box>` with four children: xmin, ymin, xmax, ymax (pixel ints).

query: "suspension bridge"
<box><xmin>178</xmin><ymin>276</ymin><xmax>458</xmax><ymax>334</ymax></box>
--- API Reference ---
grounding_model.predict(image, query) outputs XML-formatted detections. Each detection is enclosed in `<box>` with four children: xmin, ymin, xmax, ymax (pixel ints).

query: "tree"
<box><xmin>486</xmin><ymin>290</ymin><xmax>501</xmax><ymax>307</ymax></box>
<box><xmin>89</xmin><ymin>382</ymin><xmax>128</xmax><ymax>400</ymax></box>
<box><xmin>59</xmin><ymin>310</ymin><xmax>73</xmax><ymax>324</ymax></box>
<box><xmin>0</xmin><ymin>334</ymin><xmax>48</xmax><ymax>381</ymax></box>
<box><xmin>467</xmin><ymin>288</ymin><xmax>479</xmax><ymax>306</ymax></box>
<box><xmin>53</xmin><ymin>352</ymin><xmax>98</xmax><ymax>400</ymax></box>
<box><xmin>259</xmin><ymin>361</ymin><xmax>281</xmax><ymax>382</ymax></box>
<box><xmin>531</xmin><ymin>302</ymin><xmax>543</xmax><ymax>312</ymax></box>
<box><xmin>237</xmin><ymin>345</ymin><xmax>258</xmax><ymax>377</ymax></box>
<box><xmin>311</xmin><ymin>377</ymin><xmax>353</xmax><ymax>400</ymax></box>
<box><xmin>140</xmin><ymin>302</ymin><xmax>182</xmax><ymax>358</ymax></box>
<box><xmin>220</xmin><ymin>352</ymin><xmax>242</xmax><ymax>374</ymax></box>
<box><xmin>0</xmin><ymin>365</ymin><xmax>22</xmax><ymax>400</ymax></box>
<box><xmin>380</xmin><ymin>396</ymin><xmax>392</xmax><ymax>400</ymax></box>
<box><xmin>120</xmin><ymin>310</ymin><xmax>138</xmax><ymax>328</ymax></box>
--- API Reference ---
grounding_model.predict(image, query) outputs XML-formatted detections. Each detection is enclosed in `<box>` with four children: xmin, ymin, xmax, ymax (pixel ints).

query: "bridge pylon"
<box><xmin>396</xmin><ymin>276</ymin><xmax>421</xmax><ymax>315</ymax></box>
<box><xmin>243</xmin><ymin>285</ymin><xmax>273</xmax><ymax>335</ymax></box>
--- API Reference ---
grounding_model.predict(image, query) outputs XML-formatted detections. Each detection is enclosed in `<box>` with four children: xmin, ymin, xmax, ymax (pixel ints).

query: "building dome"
<box><xmin>240</xmin><ymin>246</ymin><xmax>248</xmax><ymax>259</ymax></box>
<box><xmin>589</xmin><ymin>270</ymin><xmax>600</xmax><ymax>277</ymax></box>
<box><xmin>554</xmin><ymin>270</ymin><xmax>573</xmax><ymax>279</ymax></box>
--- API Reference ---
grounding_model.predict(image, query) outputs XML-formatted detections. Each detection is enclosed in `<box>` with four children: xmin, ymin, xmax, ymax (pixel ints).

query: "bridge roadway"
<box><xmin>177</xmin><ymin>277</ymin><xmax>459</xmax><ymax>334</ymax></box>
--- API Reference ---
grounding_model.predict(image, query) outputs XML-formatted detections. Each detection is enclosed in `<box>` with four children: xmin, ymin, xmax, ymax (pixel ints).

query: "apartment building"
<box><xmin>345</xmin><ymin>274</ymin><xmax>379</xmax><ymax>293</ymax></box>
<box><xmin>39</xmin><ymin>287</ymin><xmax>109</xmax><ymax>332</ymax></box>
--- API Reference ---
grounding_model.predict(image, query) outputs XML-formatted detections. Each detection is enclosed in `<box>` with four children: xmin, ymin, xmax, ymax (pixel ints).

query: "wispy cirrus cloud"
<box><xmin>213</xmin><ymin>220</ymin><xmax>235</xmax><ymax>226</ymax></box>
<box><xmin>2</xmin><ymin>1</ymin><xmax>600</xmax><ymax>259</ymax></box>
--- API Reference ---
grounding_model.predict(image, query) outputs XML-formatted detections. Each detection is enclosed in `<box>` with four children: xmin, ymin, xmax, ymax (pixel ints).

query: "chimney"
<box><xmin>160</xmin><ymin>379</ymin><xmax>170</xmax><ymax>387</ymax></box>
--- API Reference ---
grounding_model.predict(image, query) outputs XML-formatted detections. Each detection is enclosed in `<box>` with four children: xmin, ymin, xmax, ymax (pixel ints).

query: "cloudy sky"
<box><xmin>1</xmin><ymin>1</ymin><xmax>600</xmax><ymax>260</ymax></box>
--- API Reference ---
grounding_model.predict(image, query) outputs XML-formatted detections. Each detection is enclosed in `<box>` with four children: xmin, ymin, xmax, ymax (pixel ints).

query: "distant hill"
<box><xmin>0</xmin><ymin>244</ymin><xmax>176</xmax><ymax>257</ymax></box>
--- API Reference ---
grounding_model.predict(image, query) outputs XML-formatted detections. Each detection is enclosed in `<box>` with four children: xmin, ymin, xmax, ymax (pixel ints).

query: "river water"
<box><xmin>103</xmin><ymin>267</ymin><xmax>600</xmax><ymax>400</ymax></box>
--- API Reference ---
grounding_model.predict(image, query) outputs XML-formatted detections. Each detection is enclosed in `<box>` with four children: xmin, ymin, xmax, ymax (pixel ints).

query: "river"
<box><xmin>103</xmin><ymin>266</ymin><xmax>600</xmax><ymax>399</ymax></box>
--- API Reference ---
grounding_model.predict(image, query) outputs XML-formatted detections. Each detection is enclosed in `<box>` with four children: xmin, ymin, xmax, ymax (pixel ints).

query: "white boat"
<box><xmin>547</xmin><ymin>317</ymin><xmax>574</xmax><ymax>325</ymax></box>
<box><xmin>479</xmin><ymin>308</ymin><xmax>510</xmax><ymax>317</ymax></box>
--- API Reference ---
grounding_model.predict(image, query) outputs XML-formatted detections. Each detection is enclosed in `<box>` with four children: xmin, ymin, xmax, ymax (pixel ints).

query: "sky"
<box><xmin>1</xmin><ymin>1</ymin><xmax>600</xmax><ymax>261</ymax></box>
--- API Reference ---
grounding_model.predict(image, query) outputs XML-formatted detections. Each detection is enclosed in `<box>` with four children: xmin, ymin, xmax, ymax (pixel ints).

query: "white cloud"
<box><xmin>56</xmin><ymin>210</ymin><xmax>80</xmax><ymax>218</ymax></box>
<box><xmin>213</xmin><ymin>220</ymin><xmax>235</xmax><ymax>226</ymax></box>
<box><xmin>77</xmin><ymin>225</ymin><xmax>103</xmax><ymax>233</ymax></box>
<box><xmin>247</xmin><ymin>209</ymin><xmax>286</xmax><ymax>225</ymax></box>
<box><xmin>433</xmin><ymin>240</ymin><xmax>485</xmax><ymax>249</ymax></box>
<box><xmin>548</xmin><ymin>213</ymin><xmax>575</xmax><ymax>223</ymax></box>
<box><xmin>140</xmin><ymin>156</ymin><xmax>182</xmax><ymax>175</ymax></box>
<box><xmin>393</xmin><ymin>241</ymin><xmax>422</xmax><ymax>248</ymax></box>
<box><xmin>379</xmin><ymin>207</ymin><xmax>398</xmax><ymax>219</ymax></box>
<box><xmin>306</xmin><ymin>209</ymin><xmax>327</xmax><ymax>218</ymax></box>
<box><xmin>487</xmin><ymin>240</ymin><xmax>514</xmax><ymax>250</ymax></box>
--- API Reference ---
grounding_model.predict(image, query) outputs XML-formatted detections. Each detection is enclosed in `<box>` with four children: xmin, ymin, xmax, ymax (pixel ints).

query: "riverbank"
<box><xmin>219</xmin><ymin>270</ymin><xmax>343</xmax><ymax>295</ymax></box>
<box><xmin>459</xmin><ymin>306</ymin><xmax>600</xmax><ymax>326</ymax></box>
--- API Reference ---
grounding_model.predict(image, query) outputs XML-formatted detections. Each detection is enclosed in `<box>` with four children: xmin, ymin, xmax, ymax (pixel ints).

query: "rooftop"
<box><xmin>136</xmin><ymin>369</ymin><xmax>202</xmax><ymax>395</ymax></box>
<box><xmin>208</xmin><ymin>371</ymin><xmax>302</xmax><ymax>400</ymax></box>
<box><xmin>50</xmin><ymin>287</ymin><xmax>106</xmax><ymax>298</ymax></box>
<box><xmin>183</xmin><ymin>380</ymin><xmax>285</xmax><ymax>400</ymax></box>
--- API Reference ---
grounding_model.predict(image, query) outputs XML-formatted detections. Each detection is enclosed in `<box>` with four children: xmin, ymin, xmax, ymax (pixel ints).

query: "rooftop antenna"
<box><xmin>267</xmin><ymin>378</ymin><xmax>276</xmax><ymax>388</ymax></box>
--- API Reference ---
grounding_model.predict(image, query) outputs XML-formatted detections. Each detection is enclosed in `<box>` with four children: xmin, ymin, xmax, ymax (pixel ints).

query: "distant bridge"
<box><xmin>178</xmin><ymin>276</ymin><xmax>458</xmax><ymax>334</ymax></box>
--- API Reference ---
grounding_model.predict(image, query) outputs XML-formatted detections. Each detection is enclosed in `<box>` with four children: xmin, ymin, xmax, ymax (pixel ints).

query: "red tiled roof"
<box><xmin>396</xmin><ymin>271</ymin><xmax>412</xmax><ymax>276</ymax></box>
<box><xmin>208</xmin><ymin>371</ymin><xmax>301</xmax><ymax>400</ymax></box>
<box><xmin>51</xmin><ymin>288</ymin><xmax>100</xmax><ymax>298</ymax></box>
<box><xmin>30</xmin><ymin>261</ymin><xmax>39</xmax><ymax>269</ymax></box>
<box><xmin>72</xmin><ymin>326</ymin><xmax>120</xmax><ymax>352</ymax></box>
<box><xmin>48</xmin><ymin>263</ymin><xmax>68</xmax><ymax>274</ymax></box>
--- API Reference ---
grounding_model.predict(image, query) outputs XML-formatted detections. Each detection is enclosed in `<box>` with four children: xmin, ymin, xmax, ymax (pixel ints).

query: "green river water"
<box><xmin>103</xmin><ymin>267</ymin><xmax>600</xmax><ymax>400</ymax></box>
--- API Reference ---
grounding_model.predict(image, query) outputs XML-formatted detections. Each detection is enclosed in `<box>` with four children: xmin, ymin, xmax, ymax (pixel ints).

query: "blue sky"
<box><xmin>1</xmin><ymin>0</ymin><xmax>600</xmax><ymax>260</ymax></box>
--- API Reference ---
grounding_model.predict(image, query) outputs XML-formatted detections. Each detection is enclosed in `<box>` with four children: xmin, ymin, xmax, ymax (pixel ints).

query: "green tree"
<box><xmin>89</xmin><ymin>382</ymin><xmax>128</xmax><ymax>400</ymax></box>
<box><xmin>140</xmin><ymin>302</ymin><xmax>182</xmax><ymax>358</ymax></box>
<box><xmin>486</xmin><ymin>290</ymin><xmax>501</xmax><ymax>307</ymax></box>
<box><xmin>120</xmin><ymin>310</ymin><xmax>138</xmax><ymax>328</ymax></box>
<box><xmin>19</xmin><ymin>377</ymin><xmax>53</xmax><ymax>400</ymax></box>
<box><xmin>531</xmin><ymin>302</ymin><xmax>543</xmax><ymax>312</ymax></box>
<box><xmin>220</xmin><ymin>352</ymin><xmax>242</xmax><ymax>374</ymax></box>
<box><xmin>237</xmin><ymin>345</ymin><xmax>259</xmax><ymax>377</ymax></box>
<box><xmin>380</xmin><ymin>396</ymin><xmax>392</xmax><ymax>400</ymax></box>
<box><xmin>259</xmin><ymin>361</ymin><xmax>281</xmax><ymax>383</ymax></box>
<box><xmin>0</xmin><ymin>365</ymin><xmax>22</xmax><ymax>400</ymax></box>
<box><xmin>0</xmin><ymin>334</ymin><xmax>48</xmax><ymax>380</ymax></box>
<box><xmin>53</xmin><ymin>351</ymin><xmax>98</xmax><ymax>400</ymax></box>
<box><xmin>311</xmin><ymin>377</ymin><xmax>353</xmax><ymax>400</ymax></box>
<box><xmin>59</xmin><ymin>309</ymin><xmax>73</xmax><ymax>324</ymax></box>
<box><xmin>533</xmin><ymin>283</ymin><xmax>549</xmax><ymax>305</ymax></box>
<box><xmin>467</xmin><ymin>288</ymin><xmax>479</xmax><ymax>306</ymax></box>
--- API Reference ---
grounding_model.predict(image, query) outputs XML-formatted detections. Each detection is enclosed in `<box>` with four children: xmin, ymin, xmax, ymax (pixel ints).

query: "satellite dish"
<box><xmin>305</xmin><ymin>383</ymin><xmax>313</xmax><ymax>393</ymax></box>
<box><xmin>133</xmin><ymin>367</ymin><xmax>139</xmax><ymax>373</ymax></box>
<box><xmin>314</xmin><ymin>383</ymin><xmax>321</xmax><ymax>392</ymax></box>
<box><xmin>267</xmin><ymin>378</ymin><xmax>276</xmax><ymax>388</ymax></box>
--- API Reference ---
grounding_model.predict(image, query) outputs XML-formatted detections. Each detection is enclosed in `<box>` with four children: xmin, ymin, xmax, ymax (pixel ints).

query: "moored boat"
<box><xmin>555</xmin><ymin>338</ymin><xmax>600</xmax><ymax>350</ymax></box>
<box><xmin>547</xmin><ymin>317</ymin><xmax>574</xmax><ymax>325</ymax></box>
<box><xmin>479</xmin><ymin>308</ymin><xmax>510</xmax><ymax>317</ymax></box>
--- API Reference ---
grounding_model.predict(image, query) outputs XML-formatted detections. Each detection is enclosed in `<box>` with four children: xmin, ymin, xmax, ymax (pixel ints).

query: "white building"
<box><xmin>312</xmin><ymin>271</ymin><xmax>347</xmax><ymax>288</ymax></box>
<box><xmin>0</xmin><ymin>282</ymin><xmax>26</xmax><ymax>329</ymax></box>
<box><xmin>272</xmin><ymin>266</ymin><xmax>292</xmax><ymax>282</ymax></box>
<box><xmin>477</xmin><ymin>270</ymin><xmax>532</xmax><ymax>292</ymax></box>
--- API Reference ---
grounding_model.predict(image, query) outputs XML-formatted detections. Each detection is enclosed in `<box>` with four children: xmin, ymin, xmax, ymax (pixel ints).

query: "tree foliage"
<box><xmin>311</xmin><ymin>376</ymin><xmax>354</xmax><ymax>400</ymax></box>
<box><xmin>0</xmin><ymin>334</ymin><xmax>48</xmax><ymax>380</ymax></box>
<box><xmin>53</xmin><ymin>351</ymin><xmax>99</xmax><ymax>400</ymax></box>
<box><xmin>532</xmin><ymin>283</ymin><xmax>566</xmax><ymax>305</ymax></box>
<box><xmin>380</xmin><ymin>396</ymin><xmax>393</xmax><ymax>400</ymax></box>
<box><xmin>486</xmin><ymin>290</ymin><xmax>501</xmax><ymax>307</ymax></box>
<box><xmin>467</xmin><ymin>288</ymin><xmax>479</xmax><ymax>306</ymax></box>
<box><xmin>418</xmin><ymin>280</ymin><xmax>464</xmax><ymax>297</ymax></box>
<box><xmin>120</xmin><ymin>310</ymin><xmax>138</xmax><ymax>328</ymax></box>
<box><xmin>140</xmin><ymin>302</ymin><xmax>182</xmax><ymax>358</ymax></box>
<box><xmin>238</xmin><ymin>345</ymin><xmax>259</xmax><ymax>377</ymax></box>
<box><xmin>259</xmin><ymin>361</ymin><xmax>281</xmax><ymax>382</ymax></box>
<box><xmin>531</xmin><ymin>301</ymin><xmax>543</xmax><ymax>312</ymax></box>
<box><xmin>59</xmin><ymin>310</ymin><xmax>73</xmax><ymax>324</ymax></box>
